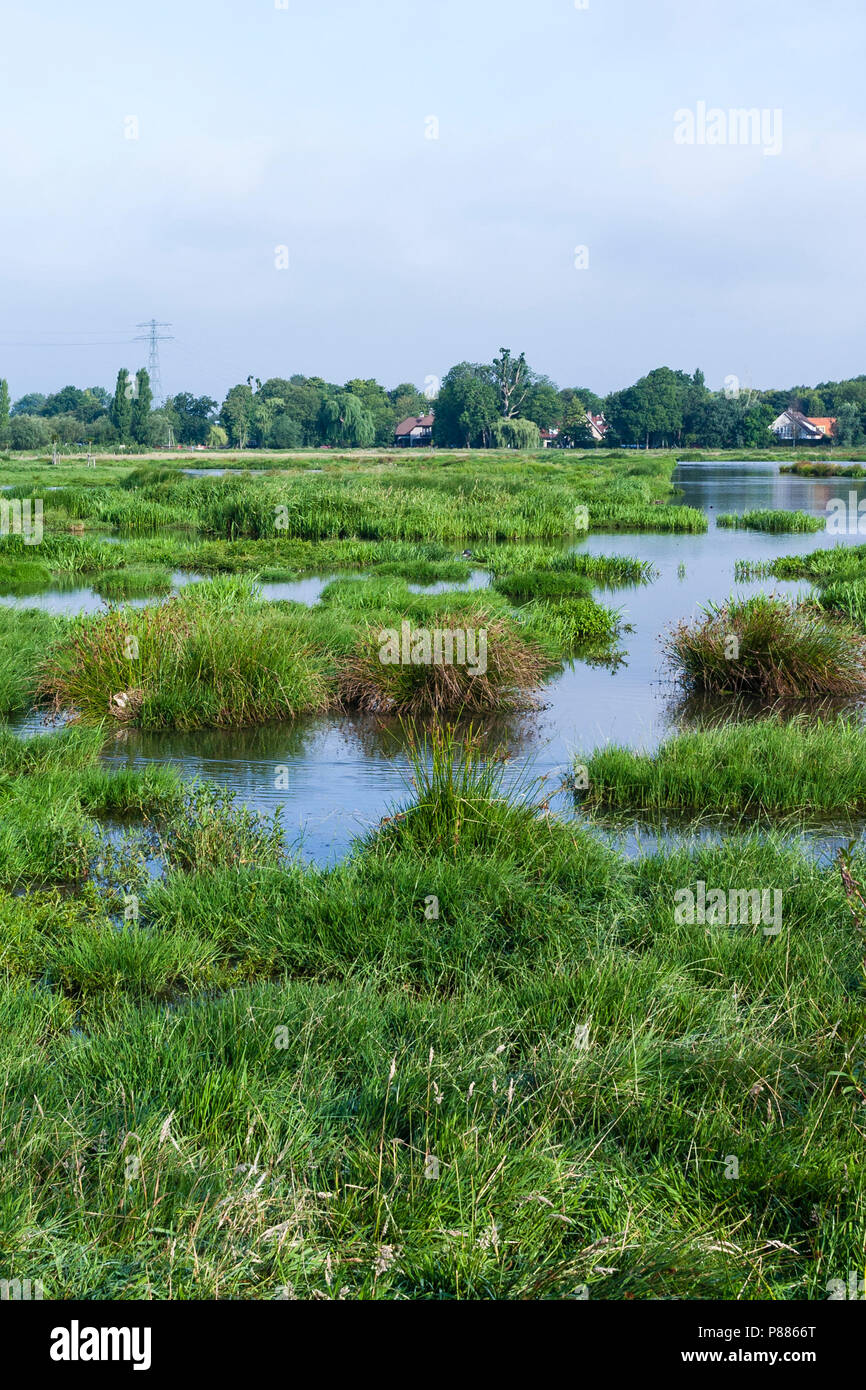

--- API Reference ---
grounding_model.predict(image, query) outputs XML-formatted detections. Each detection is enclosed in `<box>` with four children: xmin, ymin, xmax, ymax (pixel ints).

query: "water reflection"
<box><xmin>9</xmin><ymin>459</ymin><xmax>866</xmax><ymax>863</ymax></box>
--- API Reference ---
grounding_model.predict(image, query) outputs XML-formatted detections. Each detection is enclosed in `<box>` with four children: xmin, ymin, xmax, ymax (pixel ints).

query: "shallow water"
<box><xmin>8</xmin><ymin>459</ymin><xmax>866</xmax><ymax>861</ymax></box>
<box><xmin>89</xmin><ymin>460</ymin><xmax>866</xmax><ymax>863</ymax></box>
<box><xmin>0</xmin><ymin>570</ymin><xmax>203</xmax><ymax>616</ymax></box>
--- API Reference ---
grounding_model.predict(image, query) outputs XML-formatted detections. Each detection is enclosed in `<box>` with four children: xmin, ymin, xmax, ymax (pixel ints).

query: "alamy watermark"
<box><xmin>826</xmin><ymin>1271</ymin><xmax>865</xmax><ymax>1299</ymax></box>
<box><xmin>827</xmin><ymin>492</ymin><xmax>866</xmax><ymax>535</ymax></box>
<box><xmin>674</xmin><ymin>881</ymin><xmax>782</xmax><ymax>935</ymax></box>
<box><xmin>0</xmin><ymin>1277</ymin><xmax>43</xmax><ymax>1300</ymax></box>
<box><xmin>0</xmin><ymin>497</ymin><xmax>43</xmax><ymax>545</ymax></box>
<box><xmin>378</xmin><ymin>621</ymin><xmax>487</xmax><ymax>676</ymax></box>
<box><xmin>674</xmin><ymin>102</ymin><xmax>783</xmax><ymax>157</ymax></box>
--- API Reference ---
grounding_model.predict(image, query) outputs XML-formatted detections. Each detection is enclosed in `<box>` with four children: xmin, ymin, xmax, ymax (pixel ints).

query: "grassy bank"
<box><xmin>10</xmin><ymin>451</ymin><xmax>701</xmax><ymax>543</ymax></box>
<box><xmin>664</xmin><ymin>594</ymin><xmax>866</xmax><ymax>698</ymax></box>
<box><xmin>0</xmin><ymin>731</ymin><xmax>861</xmax><ymax>1298</ymax></box>
<box><xmin>716</xmin><ymin>509</ymin><xmax>824</xmax><ymax>533</ymax></box>
<box><xmin>579</xmin><ymin>717</ymin><xmax>866</xmax><ymax>815</ymax></box>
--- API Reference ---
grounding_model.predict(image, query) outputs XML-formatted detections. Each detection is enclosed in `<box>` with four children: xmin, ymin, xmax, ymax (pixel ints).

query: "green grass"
<box><xmin>664</xmin><ymin>594</ymin><xmax>866</xmax><ymax>698</ymax></box>
<box><xmin>92</xmin><ymin>567</ymin><xmax>174</xmax><ymax>600</ymax></box>
<box><xmin>39</xmin><ymin>576</ymin><xmax>333</xmax><ymax>730</ymax></box>
<box><xmin>733</xmin><ymin>559</ymin><xmax>776</xmax><ymax>582</ymax></box>
<box><xmin>0</xmin><ymin>608</ymin><xmax>68</xmax><ymax>717</ymax></box>
<box><xmin>337</xmin><ymin>606</ymin><xmax>550</xmax><ymax>714</ymax></box>
<box><xmin>579</xmin><ymin>717</ymin><xmax>866</xmax><ymax>814</ymax></box>
<box><xmin>35</xmin><ymin>567</ymin><xmax>623</xmax><ymax>729</ymax></box>
<box><xmin>772</xmin><ymin>543</ymin><xmax>866</xmax><ymax>583</ymax></box>
<box><xmin>716</xmin><ymin>509</ymin><xmax>824</xmax><ymax>533</ymax></box>
<box><xmin>816</xmin><ymin>578</ymin><xmax>866</xmax><ymax>629</ymax></box>
<box><xmin>0</xmin><ymin>558</ymin><xmax>54</xmax><ymax>595</ymax></box>
<box><xmin>519</xmin><ymin>597</ymin><xmax>622</xmax><ymax>655</ymax></box>
<box><xmin>0</xmin><ymin>729</ymin><xmax>861</xmax><ymax>1298</ymax></box>
<box><xmin>493</xmin><ymin>569</ymin><xmax>594</xmax><ymax>603</ymax></box>
<box><xmin>780</xmin><ymin>461</ymin><xmax>866</xmax><ymax>478</ymax></box>
<box><xmin>0</xmin><ymin>725</ymin><xmax>182</xmax><ymax>886</ymax></box>
<box><xmin>24</xmin><ymin>452</ymin><xmax>696</xmax><ymax>543</ymax></box>
<box><xmin>588</xmin><ymin>502</ymin><xmax>707</xmax><ymax>532</ymax></box>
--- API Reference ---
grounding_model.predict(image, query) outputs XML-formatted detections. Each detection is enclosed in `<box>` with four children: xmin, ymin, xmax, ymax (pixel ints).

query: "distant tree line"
<box><xmin>2</xmin><ymin>353</ymin><xmax>866</xmax><ymax>452</ymax></box>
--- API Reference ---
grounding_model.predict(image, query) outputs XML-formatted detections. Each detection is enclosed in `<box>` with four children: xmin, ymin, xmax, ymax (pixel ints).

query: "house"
<box><xmin>540</xmin><ymin>413</ymin><xmax>608</xmax><ymax>447</ymax></box>
<box><xmin>770</xmin><ymin>410</ymin><xmax>837</xmax><ymax>442</ymax></box>
<box><xmin>395</xmin><ymin>413</ymin><xmax>434</xmax><ymax>446</ymax></box>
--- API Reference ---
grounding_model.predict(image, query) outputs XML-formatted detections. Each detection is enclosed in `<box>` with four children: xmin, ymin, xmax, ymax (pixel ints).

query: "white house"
<box><xmin>395</xmin><ymin>413</ymin><xmax>434</xmax><ymax>446</ymax></box>
<box><xmin>770</xmin><ymin>410</ymin><xmax>836</xmax><ymax>442</ymax></box>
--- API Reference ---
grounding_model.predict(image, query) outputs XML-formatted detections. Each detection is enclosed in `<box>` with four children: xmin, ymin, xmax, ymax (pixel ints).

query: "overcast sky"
<box><xmin>1</xmin><ymin>0</ymin><xmax>865</xmax><ymax>403</ymax></box>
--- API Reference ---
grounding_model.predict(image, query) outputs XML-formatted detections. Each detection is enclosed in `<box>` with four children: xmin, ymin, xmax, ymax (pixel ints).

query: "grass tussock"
<box><xmin>38</xmin><ymin>577</ymin><xmax>332</xmax><ymax>730</ymax></box>
<box><xmin>665</xmin><ymin>594</ymin><xmax>866</xmax><ymax>698</ymax></box>
<box><xmin>716</xmin><ymin>509</ymin><xmax>824</xmax><ymax>533</ymax></box>
<box><xmin>580</xmin><ymin>717</ymin><xmax>866</xmax><ymax>814</ymax></box>
<box><xmin>92</xmin><ymin>566</ymin><xmax>174</xmax><ymax>600</ymax></box>
<box><xmin>337</xmin><ymin>609</ymin><xmax>549</xmax><ymax>714</ymax></box>
<box><xmin>0</xmin><ymin>608</ymin><xmax>67</xmax><ymax>717</ymax></box>
<box><xmin>816</xmin><ymin>578</ymin><xmax>866</xmax><ymax>630</ymax></box>
<box><xmin>493</xmin><ymin>569</ymin><xmax>593</xmax><ymax>603</ymax></box>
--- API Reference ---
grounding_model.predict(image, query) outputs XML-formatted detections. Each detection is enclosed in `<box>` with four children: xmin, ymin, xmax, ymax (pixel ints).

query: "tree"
<box><xmin>834</xmin><ymin>401</ymin><xmax>863</xmax><ymax>447</ymax></box>
<box><xmin>267</xmin><ymin>414</ymin><xmax>303</xmax><ymax>449</ymax></box>
<box><xmin>389</xmin><ymin>382</ymin><xmax>430</xmax><ymax>425</ymax></box>
<box><xmin>221</xmin><ymin>383</ymin><xmax>255</xmax><ymax>448</ymax></box>
<box><xmin>432</xmin><ymin>363</ymin><xmax>497</xmax><ymax>447</ymax></box>
<box><xmin>42</xmin><ymin>385</ymin><xmax>88</xmax><ymax>417</ymax></box>
<box><xmin>696</xmin><ymin>395</ymin><xmax>743</xmax><ymax>449</ymax></box>
<box><xmin>131</xmin><ymin>368</ymin><xmax>153</xmax><ymax>444</ymax></box>
<box><xmin>317</xmin><ymin>392</ymin><xmax>375</xmax><ymax>447</ymax></box>
<box><xmin>522</xmin><ymin>378</ymin><xmax>561</xmax><ymax>430</ymax></box>
<box><xmin>492</xmin><ymin>347</ymin><xmax>531</xmax><ymax>418</ymax></box>
<box><xmin>258</xmin><ymin>377</ymin><xmax>327</xmax><ymax>445</ymax></box>
<box><xmin>741</xmin><ymin>402</ymin><xmax>775</xmax><ymax>449</ymax></box>
<box><xmin>557</xmin><ymin>394</ymin><xmax>593</xmax><ymax>448</ymax></box>
<box><xmin>111</xmin><ymin>369</ymin><xmax>133</xmax><ymax>443</ymax></box>
<box><xmin>10</xmin><ymin>415</ymin><xmax>50</xmax><ymax>450</ymax></box>
<box><xmin>561</xmin><ymin>386</ymin><xmax>604</xmax><ymax>417</ymax></box>
<box><xmin>207</xmin><ymin>424</ymin><xmax>229</xmax><ymax>449</ymax></box>
<box><xmin>344</xmin><ymin>378</ymin><xmax>395</xmax><ymax>445</ymax></box>
<box><xmin>88</xmin><ymin>414</ymin><xmax>118</xmax><ymax>445</ymax></box>
<box><xmin>605</xmin><ymin>368</ymin><xmax>683</xmax><ymax>448</ymax></box>
<box><xmin>11</xmin><ymin>392</ymin><xmax>46</xmax><ymax>416</ymax></box>
<box><xmin>166</xmin><ymin>393</ymin><xmax>217</xmax><ymax>445</ymax></box>
<box><xmin>0</xmin><ymin>378</ymin><xmax>9</xmax><ymax>448</ymax></box>
<box><xmin>46</xmin><ymin>412</ymin><xmax>85</xmax><ymax>445</ymax></box>
<box><xmin>489</xmin><ymin>417</ymin><xmax>540</xmax><ymax>449</ymax></box>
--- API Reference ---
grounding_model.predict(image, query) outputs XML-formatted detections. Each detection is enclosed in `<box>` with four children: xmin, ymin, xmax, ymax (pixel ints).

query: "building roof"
<box><xmin>771</xmin><ymin>410</ymin><xmax>827</xmax><ymax>437</ymax></box>
<box><xmin>395</xmin><ymin>413</ymin><xmax>434</xmax><ymax>436</ymax></box>
<box><xmin>804</xmin><ymin>417</ymin><xmax>837</xmax><ymax>434</ymax></box>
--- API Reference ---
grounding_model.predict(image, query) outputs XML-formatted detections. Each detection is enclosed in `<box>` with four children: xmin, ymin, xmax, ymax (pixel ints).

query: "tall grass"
<box><xmin>337</xmin><ymin>607</ymin><xmax>549</xmax><ymax>714</ymax></box>
<box><xmin>580</xmin><ymin>717</ymin><xmax>866</xmax><ymax>814</ymax></box>
<box><xmin>588</xmin><ymin>502</ymin><xmax>707</xmax><ymax>532</ymax></box>
<box><xmin>493</xmin><ymin>569</ymin><xmax>594</xmax><ymax>603</ymax></box>
<box><xmin>665</xmin><ymin>594</ymin><xmax>866</xmax><ymax>697</ymax></box>
<box><xmin>519</xmin><ymin>597</ymin><xmax>621</xmax><ymax>654</ymax></box>
<box><xmin>0</xmin><ymin>740</ymin><xmax>861</xmax><ymax>1297</ymax></box>
<box><xmin>39</xmin><ymin>577</ymin><xmax>332</xmax><ymax>729</ymax></box>
<box><xmin>716</xmin><ymin>509</ymin><xmax>824</xmax><ymax>533</ymax></box>
<box><xmin>816</xmin><ymin>578</ymin><xmax>866</xmax><ymax>630</ymax></box>
<box><xmin>0</xmin><ymin>608</ymin><xmax>67</xmax><ymax>716</ymax></box>
<box><xmin>92</xmin><ymin>567</ymin><xmax>174</xmax><ymax>600</ymax></box>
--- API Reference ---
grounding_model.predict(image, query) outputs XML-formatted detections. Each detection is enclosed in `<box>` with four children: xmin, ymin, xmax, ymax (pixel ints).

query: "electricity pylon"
<box><xmin>134</xmin><ymin>319</ymin><xmax>173</xmax><ymax>407</ymax></box>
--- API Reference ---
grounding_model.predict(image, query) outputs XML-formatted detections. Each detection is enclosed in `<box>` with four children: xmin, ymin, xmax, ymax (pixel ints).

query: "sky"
<box><xmin>1</xmin><ymin>0</ymin><xmax>865</xmax><ymax>404</ymax></box>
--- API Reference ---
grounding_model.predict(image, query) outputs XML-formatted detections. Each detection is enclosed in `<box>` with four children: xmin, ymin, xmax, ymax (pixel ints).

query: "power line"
<box><xmin>0</xmin><ymin>339</ymin><xmax>137</xmax><ymax>348</ymax></box>
<box><xmin>134</xmin><ymin>319</ymin><xmax>174</xmax><ymax>407</ymax></box>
